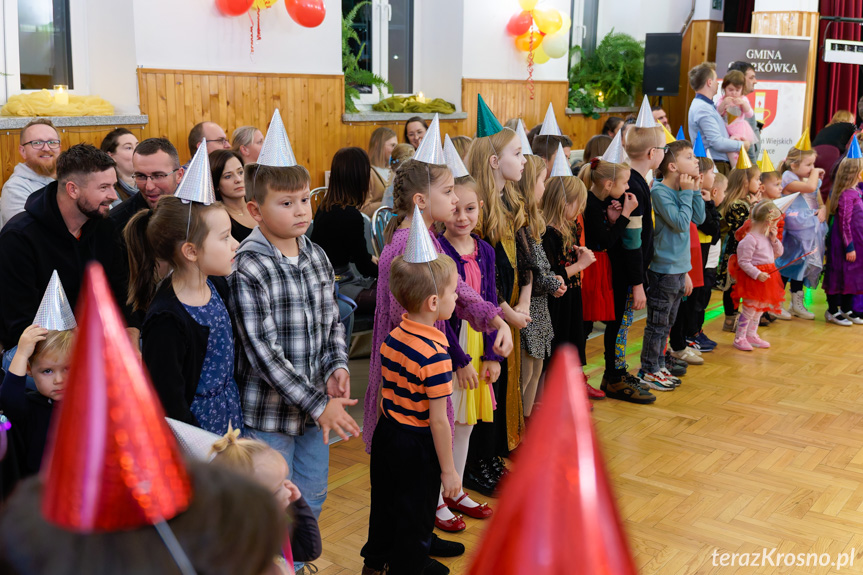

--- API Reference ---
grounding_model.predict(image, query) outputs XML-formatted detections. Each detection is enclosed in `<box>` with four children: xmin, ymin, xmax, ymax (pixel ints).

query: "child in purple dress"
<box><xmin>823</xmin><ymin>157</ymin><xmax>863</xmax><ymax>325</ymax></box>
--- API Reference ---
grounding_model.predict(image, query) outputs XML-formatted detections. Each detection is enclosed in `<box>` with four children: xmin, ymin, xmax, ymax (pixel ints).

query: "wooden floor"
<box><xmin>316</xmin><ymin>291</ymin><xmax>863</xmax><ymax>574</ymax></box>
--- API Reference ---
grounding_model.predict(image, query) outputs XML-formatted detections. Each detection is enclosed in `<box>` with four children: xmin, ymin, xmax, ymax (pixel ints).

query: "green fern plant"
<box><xmin>568</xmin><ymin>30</ymin><xmax>644</xmax><ymax>117</ymax></box>
<box><xmin>343</xmin><ymin>1</ymin><xmax>392</xmax><ymax>113</ymax></box>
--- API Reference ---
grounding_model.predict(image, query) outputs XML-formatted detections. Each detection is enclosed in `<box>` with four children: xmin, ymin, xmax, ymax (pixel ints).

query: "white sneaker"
<box><xmin>791</xmin><ymin>291</ymin><xmax>815</xmax><ymax>320</ymax></box>
<box><xmin>670</xmin><ymin>347</ymin><xmax>704</xmax><ymax>365</ymax></box>
<box><xmin>839</xmin><ymin>310</ymin><xmax>863</xmax><ymax>325</ymax></box>
<box><xmin>825</xmin><ymin>310</ymin><xmax>853</xmax><ymax>326</ymax></box>
<box><xmin>772</xmin><ymin>307</ymin><xmax>792</xmax><ymax>320</ymax></box>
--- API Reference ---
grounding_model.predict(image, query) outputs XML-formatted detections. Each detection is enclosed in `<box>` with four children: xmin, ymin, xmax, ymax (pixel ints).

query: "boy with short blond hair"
<box><xmin>361</xmin><ymin>253</ymin><xmax>461</xmax><ymax>575</ymax></box>
<box><xmin>228</xmin><ymin>161</ymin><xmax>358</xmax><ymax>528</ymax></box>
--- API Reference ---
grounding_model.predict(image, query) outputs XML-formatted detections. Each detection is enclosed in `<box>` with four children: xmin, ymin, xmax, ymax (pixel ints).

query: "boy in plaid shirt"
<box><xmin>228</xmin><ymin>162</ymin><xmax>359</xmax><ymax>524</ymax></box>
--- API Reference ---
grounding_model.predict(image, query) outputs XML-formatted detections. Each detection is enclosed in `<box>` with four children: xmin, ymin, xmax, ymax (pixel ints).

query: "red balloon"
<box><xmin>215</xmin><ymin>0</ymin><xmax>253</xmax><ymax>16</ymax></box>
<box><xmin>285</xmin><ymin>0</ymin><xmax>326</xmax><ymax>28</ymax></box>
<box><xmin>506</xmin><ymin>10</ymin><xmax>533</xmax><ymax>37</ymax></box>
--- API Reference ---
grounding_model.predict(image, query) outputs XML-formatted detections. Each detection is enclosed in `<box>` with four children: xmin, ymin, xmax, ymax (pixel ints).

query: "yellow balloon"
<box><xmin>560</xmin><ymin>14</ymin><xmax>572</xmax><ymax>32</ymax></box>
<box><xmin>534</xmin><ymin>9</ymin><xmax>562</xmax><ymax>36</ymax></box>
<box><xmin>519</xmin><ymin>0</ymin><xmax>538</xmax><ymax>10</ymax></box>
<box><xmin>515</xmin><ymin>30</ymin><xmax>543</xmax><ymax>52</ymax></box>
<box><xmin>253</xmin><ymin>0</ymin><xmax>277</xmax><ymax>8</ymax></box>
<box><xmin>533</xmin><ymin>45</ymin><xmax>550</xmax><ymax>65</ymax></box>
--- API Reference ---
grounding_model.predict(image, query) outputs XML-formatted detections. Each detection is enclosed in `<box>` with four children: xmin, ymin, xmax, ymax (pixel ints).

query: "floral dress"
<box><xmin>520</xmin><ymin>237</ymin><xmax>561</xmax><ymax>359</ymax></box>
<box><xmin>717</xmin><ymin>200</ymin><xmax>750</xmax><ymax>290</ymax></box>
<box><xmin>183</xmin><ymin>280</ymin><xmax>244</xmax><ymax>435</ymax></box>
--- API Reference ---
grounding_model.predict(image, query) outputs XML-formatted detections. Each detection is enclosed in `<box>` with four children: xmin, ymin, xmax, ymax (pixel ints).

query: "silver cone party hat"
<box><xmin>403</xmin><ymin>204</ymin><xmax>438</xmax><ymax>264</ymax></box>
<box><xmin>413</xmin><ymin>114</ymin><xmax>445</xmax><ymax>165</ymax></box>
<box><xmin>257</xmin><ymin>109</ymin><xmax>298</xmax><ymax>167</ymax></box>
<box><xmin>539</xmin><ymin>103</ymin><xmax>562</xmax><ymax>136</ymax></box>
<box><xmin>33</xmin><ymin>270</ymin><xmax>77</xmax><ymax>331</ymax></box>
<box><xmin>444</xmin><ymin>134</ymin><xmax>469</xmax><ymax>178</ymax></box>
<box><xmin>174</xmin><ymin>138</ymin><xmax>216</xmax><ymax>205</ymax></box>
<box><xmin>166</xmin><ymin>417</ymin><xmax>222</xmax><ymax>462</ymax></box>
<box><xmin>773</xmin><ymin>192</ymin><xmax>800</xmax><ymax>213</ymax></box>
<box><xmin>635</xmin><ymin>95</ymin><xmax>658</xmax><ymax>128</ymax></box>
<box><xmin>549</xmin><ymin>143</ymin><xmax>573</xmax><ymax>178</ymax></box>
<box><xmin>516</xmin><ymin>119</ymin><xmax>534</xmax><ymax>156</ymax></box>
<box><xmin>601</xmin><ymin>130</ymin><xmax>628</xmax><ymax>164</ymax></box>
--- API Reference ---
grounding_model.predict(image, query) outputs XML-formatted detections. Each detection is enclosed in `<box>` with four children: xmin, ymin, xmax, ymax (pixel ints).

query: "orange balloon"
<box><xmin>515</xmin><ymin>29</ymin><xmax>543</xmax><ymax>53</ymax></box>
<box><xmin>534</xmin><ymin>9</ymin><xmax>562</xmax><ymax>36</ymax></box>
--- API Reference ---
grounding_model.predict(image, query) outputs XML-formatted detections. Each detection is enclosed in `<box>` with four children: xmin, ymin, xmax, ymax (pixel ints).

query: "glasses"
<box><xmin>133</xmin><ymin>169</ymin><xmax>179</xmax><ymax>184</ymax></box>
<box><xmin>652</xmin><ymin>146</ymin><xmax>669</xmax><ymax>153</ymax></box>
<box><xmin>206</xmin><ymin>138</ymin><xmax>229</xmax><ymax>146</ymax></box>
<box><xmin>22</xmin><ymin>139</ymin><xmax>61</xmax><ymax>150</ymax></box>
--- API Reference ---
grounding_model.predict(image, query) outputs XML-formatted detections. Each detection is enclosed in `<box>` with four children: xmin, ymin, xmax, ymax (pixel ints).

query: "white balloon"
<box><xmin>543</xmin><ymin>30</ymin><xmax>570</xmax><ymax>59</ymax></box>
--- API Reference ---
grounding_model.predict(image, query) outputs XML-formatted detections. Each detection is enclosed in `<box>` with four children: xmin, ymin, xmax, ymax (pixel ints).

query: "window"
<box><xmin>1</xmin><ymin>0</ymin><xmax>87</xmax><ymax>102</ymax></box>
<box><xmin>343</xmin><ymin>0</ymin><xmax>415</xmax><ymax>104</ymax></box>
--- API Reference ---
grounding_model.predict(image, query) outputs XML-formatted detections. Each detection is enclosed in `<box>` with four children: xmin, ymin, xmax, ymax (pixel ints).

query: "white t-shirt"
<box><xmin>284</xmin><ymin>254</ymin><xmax>299</xmax><ymax>266</ymax></box>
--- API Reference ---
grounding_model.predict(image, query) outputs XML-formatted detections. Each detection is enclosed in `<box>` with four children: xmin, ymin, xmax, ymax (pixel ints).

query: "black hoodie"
<box><xmin>0</xmin><ymin>182</ymin><xmax>124</xmax><ymax>350</ymax></box>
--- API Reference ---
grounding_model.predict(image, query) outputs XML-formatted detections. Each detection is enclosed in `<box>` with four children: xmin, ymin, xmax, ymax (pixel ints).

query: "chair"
<box><xmin>310</xmin><ymin>186</ymin><xmax>327</xmax><ymax>216</ymax></box>
<box><xmin>371</xmin><ymin>205</ymin><xmax>396</xmax><ymax>257</ymax></box>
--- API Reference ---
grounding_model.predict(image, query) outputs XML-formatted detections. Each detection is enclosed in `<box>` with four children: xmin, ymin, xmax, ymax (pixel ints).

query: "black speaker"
<box><xmin>643</xmin><ymin>33</ymin><xmax>683</xmax><ymax>96</ymax></box>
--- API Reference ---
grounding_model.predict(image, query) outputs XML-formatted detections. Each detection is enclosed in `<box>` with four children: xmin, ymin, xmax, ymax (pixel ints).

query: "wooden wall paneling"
<box><xmin>461</xmin><ymin>78</ymin><xmax>569</xmax><ymax>137</ymax></box>
<box><xmin>0</xmin><ymin>124</ymin><xmax>148</xmax><ymax>185</ymax></box>
<box><xmin>664</xmin><ymin>20</ymin><xmax>724</xmax><ymax>142</ymax></box>
<box><xmin>751</xmin><ymin>11</ymin><xmax>820</xmax><ymax>132</ymax></box>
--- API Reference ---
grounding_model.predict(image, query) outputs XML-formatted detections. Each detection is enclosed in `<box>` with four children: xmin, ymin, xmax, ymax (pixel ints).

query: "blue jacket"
<box><xmin>650</xmin><ymin>182</ymin><xmax>706</xmax><ymax>274</ymax></box>
<box><xmin>687</xmin><ymin>95</ymin><xmax>744</xmax><ymax>163</ymax></box>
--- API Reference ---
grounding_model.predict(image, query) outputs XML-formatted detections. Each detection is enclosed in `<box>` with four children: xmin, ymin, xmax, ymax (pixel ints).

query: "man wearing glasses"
<box><xmin>188</xmin><ymin>121</ymin><xmax>231</xmax><ymax>158</ymax></box>
<box><xmin>0</xmin><ymin>119</ymin><xmax>62</xmax><ymax>228</ymax></box>
<box><xmin>109</xmin><ymin>138</ymin><xmax>185</xmax><ymax>337</ymax></box>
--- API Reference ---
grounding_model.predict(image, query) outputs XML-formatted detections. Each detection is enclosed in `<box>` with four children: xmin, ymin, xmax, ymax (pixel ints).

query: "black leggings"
<box><xmin>827</xmin><ymin>294</ymin><xmax>854</xmax><ymax>314</ymax></box>
<box><xmin>723</xmin><ymin>290</ymin><xmax>738</xmax><ymax>316</ymax></box>
<box><xmin>782</xmin><ymin>276</ymin><xmax>804</xmax><ymax>292</ymax></box>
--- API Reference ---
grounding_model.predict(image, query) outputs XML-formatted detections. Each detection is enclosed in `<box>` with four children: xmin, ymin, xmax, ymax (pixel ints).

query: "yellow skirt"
<box><xmin>452</xmin><ymin>320</ymin><xmax>496</xmax><ymax>425</ymax></box>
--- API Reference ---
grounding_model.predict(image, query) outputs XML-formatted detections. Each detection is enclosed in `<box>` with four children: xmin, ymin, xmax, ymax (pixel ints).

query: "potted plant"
<box><xmin>343</xmin><ymin>1</ymin><xmax>392</xmax><ymax>113</ymax></box>
<box><xmin>568</xmin><ymin>30</ymin><xmax>644</xmax><ymax>118</ymax></box>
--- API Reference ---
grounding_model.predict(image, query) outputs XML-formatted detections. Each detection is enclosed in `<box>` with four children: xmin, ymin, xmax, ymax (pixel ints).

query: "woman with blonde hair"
<box><xmin>231</xmin><ymin>125</ymin><xmax>264</xmax><ymax>165</ymax></box>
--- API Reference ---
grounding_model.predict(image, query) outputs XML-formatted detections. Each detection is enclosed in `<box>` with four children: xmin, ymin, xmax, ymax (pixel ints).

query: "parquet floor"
<box><xmin>315</xmin><ymin>291</ymin><xmax>863</xmax><ymax>574</ymax></box>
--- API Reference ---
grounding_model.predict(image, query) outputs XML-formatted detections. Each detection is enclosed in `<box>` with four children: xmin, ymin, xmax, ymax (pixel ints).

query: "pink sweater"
<box><xmin>736</xmin><ymin>230</ymin><xmax>783</xmax><ymax>279</ymax></box>
<box><xmin>362</xmin><ymin>226</ymin><xmax>503</xmax><ymax>452</ymax></box>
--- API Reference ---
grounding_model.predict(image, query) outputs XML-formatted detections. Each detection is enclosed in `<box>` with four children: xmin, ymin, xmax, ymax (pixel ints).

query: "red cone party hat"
<box><xmin>469</xmin><ymin>345</ymin><xmax>637</xmax><ymax>575</ymax></box>
<box><xmin>41</xmin><ymin>262</ymin><xmax>192</xmax><ymax>532</ymax></box>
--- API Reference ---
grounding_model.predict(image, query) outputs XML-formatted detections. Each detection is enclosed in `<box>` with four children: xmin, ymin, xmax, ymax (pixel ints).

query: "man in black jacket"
<box><xmin>0</xmin><ymin>144</ymin><xmax>121</xmax><ymax>355</ymax></box>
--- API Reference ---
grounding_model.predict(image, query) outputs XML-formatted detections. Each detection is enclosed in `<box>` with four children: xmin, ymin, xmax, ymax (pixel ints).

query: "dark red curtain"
<box><xmin>813</xmin><ymin>0</ymin><xmax>863</xmax><ymax>131</ymax></box>
<box><xmin>722</xmin><ymin>0</ymin><xmax>755</xmax><ymax>34</ymax></box>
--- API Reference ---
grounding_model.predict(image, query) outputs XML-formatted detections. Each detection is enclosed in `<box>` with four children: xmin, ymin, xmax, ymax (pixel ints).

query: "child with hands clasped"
<box><xmin>729</xmin><ymin>200</ymin><xmax>785</xmax><ymax>350</ymax></box>
<box><xmin>0</xmin><ymin>326</ymin><xmax>73</xmax><ymax>480</ymax></box>
<box><xmin>361</xmin><ymin>253</ymin><xmax>463</xmax><ymax>575</ymax></box>
<box><xmin>823</xmin><ymin>157</ymin><xmax>863</xmax><ymax>325</ymax></box>
<box><xmin>541</xmin><ymin>175</ymin><xmax>598</xmax><ymax>396</ymax></box>
<box><xmin>229</xmin><ymin>162</ymin><xmax>357</xmax><ymax>529</ymax></box>
<box><xmin>579</xmin><ymin>157</ymin><xmax>648</xmax><ymax>403</ymax></box>
<box><xmin>638</xmin><ymin>140</ymin><xmax>705</xmax><ymax>391</ymax></box>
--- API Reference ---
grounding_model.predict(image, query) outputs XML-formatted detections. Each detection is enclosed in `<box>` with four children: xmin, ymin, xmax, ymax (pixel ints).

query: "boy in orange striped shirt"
<box><xmin>361</xmin><ymin>253</ymin><xmax>461</xmax><ymax>575</ymax></box>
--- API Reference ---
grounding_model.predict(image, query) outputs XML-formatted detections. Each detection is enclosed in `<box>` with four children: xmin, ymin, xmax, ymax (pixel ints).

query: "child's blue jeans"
<box><xmin>640</xmin><ymin>271</ymin><xmax>687</xmax><ymax>373</ymax></box>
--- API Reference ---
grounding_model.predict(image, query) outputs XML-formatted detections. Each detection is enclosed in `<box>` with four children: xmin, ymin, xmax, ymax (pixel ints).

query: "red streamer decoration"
<box><xmin>527</xmin><ymin>31</ymin><xmax>535</xmax><ymax>100</ymax></box>
<box><xmin>249</xmin><ymin>11</ymin><xmax>255</xmax><ymax>55</ymax></box>
<box><xmin>257</xmin><ymin>7</ymin><xmax>262</xmax><ymax>40</ymax></box>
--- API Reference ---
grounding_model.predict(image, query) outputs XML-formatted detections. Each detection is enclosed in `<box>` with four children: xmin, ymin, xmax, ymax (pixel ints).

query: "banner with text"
<box><xmin>716</xmin><ymin>33</ymin><xmax>810</xmax><ymax>164</ymax></box>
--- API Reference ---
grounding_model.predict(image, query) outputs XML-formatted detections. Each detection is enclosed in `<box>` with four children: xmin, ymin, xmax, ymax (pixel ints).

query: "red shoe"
<box><xmin>585</xmin><ymin>377</ymin><xmax>605</xmax><ymax>399</ymax></box>
<box><xmin>434</xmin><ymin>504</ymin><xmax>466</xmax><ymax>532</ymax></box>
<box><xmin>444</xmin><ymin>493</ymin><xmax>493</xmax><ymax>519</ymax></box>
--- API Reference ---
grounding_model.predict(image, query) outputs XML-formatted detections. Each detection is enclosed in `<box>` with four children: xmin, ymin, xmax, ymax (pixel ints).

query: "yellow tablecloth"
<box><xmin>1</xmin><ymin>89</ymin><xmax>114</xmax><ymax>117</ymax></box>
